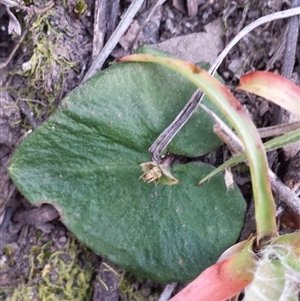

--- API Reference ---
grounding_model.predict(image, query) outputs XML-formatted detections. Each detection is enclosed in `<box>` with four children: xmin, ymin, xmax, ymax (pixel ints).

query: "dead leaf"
<box><xmin>152</xmin><ymin>19</ymin><xmax>223</xmax><ymax>64</ymax></box>
<box><xmin>119</xmin><ymin>20</ymin><xmax>140</xmax><ymax>51</ymax></box>
<box><xmin>225</xmin><ymin>168</ymin><xmax>234</xmax><ymax>191</ymax></box>
<box><xmin>6</xmin><ymin>7</ymin><xmax>21</xmax><ymax>36</ymax></box>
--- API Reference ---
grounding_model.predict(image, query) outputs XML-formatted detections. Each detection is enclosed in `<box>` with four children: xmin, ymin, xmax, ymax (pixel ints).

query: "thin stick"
<box><xmin>158</xmin><ymin>283</ymin><xmax>177</xmax><ymax>301</ymax></box>
<box><xmin>0</xmin><ymin>30</ymin><xmax>27</xmax><ymax>69</ymax></box>
<box><xmin>258</xmin><ymin>121</ymin><xmax>300</xmax><ymax>138</ymax></box>
<box><xmin>17</xmin><ymin>99</ymin><xmax>38</xmax><ymax>128</ymax></box>
<box><xmin>19</xmin><ymin>98</ymin><xmax>48</xmax><ymax>107</ymax></box>
<box><xmin>208</xmin><ymin>7</ymin><xmax>300</xmax><ymax>76</ymax></box>
<box><xmin>199</xmin><ymin>104</ymin><xmax>242</xmax><ymax>153</ymax></box>
<box><xmin>92</xmin><ymin>0</ymin><xmax>107</xmax><ymax>61</ymax></box>
<box><xmin>282</xmin><ymin>0</ymin><xmax>300</xmax><ymax>79</ymax></box>
<box><xmin>269</xmin><ymin>170</ymin><xmax>300</xmax><ymax>216</ymax></box>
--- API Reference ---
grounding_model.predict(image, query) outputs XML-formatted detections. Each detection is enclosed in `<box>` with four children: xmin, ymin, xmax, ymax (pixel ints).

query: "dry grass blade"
<box><xmin>158</xmin><ymin>283</ymin><xmax>177</xmax><ymax>301</ymax></box>
<box><xmin>282</xmin><ymin>0</ymin><xmax>300</xmax><ymax>79</ymax></box>
<box><xmin>82</xmin><ymin>0</ymin><xmax>145</xmax><ymax>82</ymax></box>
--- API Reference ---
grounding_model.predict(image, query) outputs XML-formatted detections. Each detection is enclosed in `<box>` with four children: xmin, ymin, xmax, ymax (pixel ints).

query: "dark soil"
<box><xmin>0</xmin><ymin>1</ymin><xmax>299</xmax><ymax>300</ymax></box>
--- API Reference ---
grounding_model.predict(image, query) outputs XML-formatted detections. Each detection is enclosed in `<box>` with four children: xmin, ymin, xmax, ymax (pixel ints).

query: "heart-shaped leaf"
<box><xmin>8</xmin><ymin>48</ymin><xmax>246</xmax><ymax>282</ymax></box>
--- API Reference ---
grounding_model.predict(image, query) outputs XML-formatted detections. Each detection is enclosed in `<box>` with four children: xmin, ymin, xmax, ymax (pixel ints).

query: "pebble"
<box><xmin>59</xmin><ymin>236</ymin><xmax>67</xmax><ymax>244</ymax></box>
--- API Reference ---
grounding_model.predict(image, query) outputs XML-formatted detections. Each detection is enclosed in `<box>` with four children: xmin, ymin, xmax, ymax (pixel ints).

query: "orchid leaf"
<box><xmin>244</xmin><ymin>235</ymin><xmax>300</xmax><ymax>301</ymax></box>
<box><xmin>169</xmin><ymin>238</ymin><xmax>256</xmax><ymax>301</ymax></box>
<box><xmin>238</xmin><ymin>71</ymin><xmax>300</xmax><ymax>118</ymax></box>
<box><xmin>272</xmin><ymin>232</ymin><xmax>300</xmax><ymax>248</ymax></box>
<box><xmin>8</xmin><ymin>48</ymin><xmax>246</xmax><ymax>282</ymax></box>
<box><xmin>271</xmin><ymin>233</ymin><xmax>300</xmax><ymax>273</ymax></box>
<box><xmin>243</xmin><ymin>260</ymin><xmax>285</xmax><ymax>301</ymax></box>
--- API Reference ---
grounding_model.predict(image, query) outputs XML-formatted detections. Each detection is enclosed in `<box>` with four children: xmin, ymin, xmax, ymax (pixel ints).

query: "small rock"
<box><xmin>153</xmin><ymin>19</ymin><xmax>223</xmax><ymax>64</ymax></box>
<box><xmin>35</xmin><ymin>223</ymin><xmax>55</xmax><ymax>234</ymax></box>
<box><xmin>59</xmin><ymin>236</ymin><xmax>67</xmax><ymax>244</ymax></box>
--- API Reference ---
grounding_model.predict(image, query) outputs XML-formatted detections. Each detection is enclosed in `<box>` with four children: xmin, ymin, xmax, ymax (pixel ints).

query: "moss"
<box><xmin>119</xmin><ymin>274</ymin><xmax>160</xmax><ymax>301</ymax></box>
<box><xmin>119</xmin><ymin>274</ymin><xmax>143</xmax><ymax>301</ymax></box>
<box><xmin>74</xmin><ymin>0</ymin><xmax>88</xmax><ymax>16</ymax></box>
<box><xmin>4</xmin><ymin>236</ymin><xmax>94</xmax><ymax>301</ymax></box>
<box><xmin>9</xmin><ymin>6</ymin><xmax>78</xmax><ymax>126</ymax></box>
<box><xmin>3</xmin><ymin>286</ymin><xmax>35</xmax><ymax>301</ymax></box>
<box><xmin>30</xmin><ymin>245</ymin><xmax>40</xmax><ymax>255</ymax></box>
<box><xmin>3</xmin><ymin>246</ymin><xmax>14</xmax><ymax>257</ymax></box>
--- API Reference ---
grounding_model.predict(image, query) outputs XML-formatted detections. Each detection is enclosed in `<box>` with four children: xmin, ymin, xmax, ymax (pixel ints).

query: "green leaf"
<box><xmin>243</xmin><ymin>259</ymin><xmax>286</xmax><ymax>301</ymax></box>
<box><xmin>198</xmin><ymin>129</ymin><xmax>300</xmax><ymax>185</ymax></box>
<box><xmin>8</xmin><ymin>49</ymin><xmax>246</xmax><ymax>282</ymax></box>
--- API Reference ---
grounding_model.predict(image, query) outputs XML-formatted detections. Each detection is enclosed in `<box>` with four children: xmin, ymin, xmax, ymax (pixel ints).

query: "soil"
<box><xmin>0</xmin><ymin>0</ymin><xmax>299</xmax><ymax>300</ymax></box>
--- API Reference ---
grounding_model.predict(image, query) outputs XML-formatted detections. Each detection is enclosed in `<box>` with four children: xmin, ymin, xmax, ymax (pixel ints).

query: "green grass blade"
<box><xmin>198</xmin><ymin>129</ymin><xmax>300</xmax><ymax>185</ymax></box>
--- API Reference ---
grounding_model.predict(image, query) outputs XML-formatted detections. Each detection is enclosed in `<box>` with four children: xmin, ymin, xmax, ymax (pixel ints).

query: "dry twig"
<box><xmin>92</xmin><ymin>0</ymin><xmax>108</xmax><ymax>61</ymax></box>
<box><xmin>282</xmin><ymin>0</ymin><xmax>300</xmax><ymax>79</ymax></box>
<box><xmin>0</xmin><ymin>30</ymin><xmax>26</xmax><ymax>69</ymax></box>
